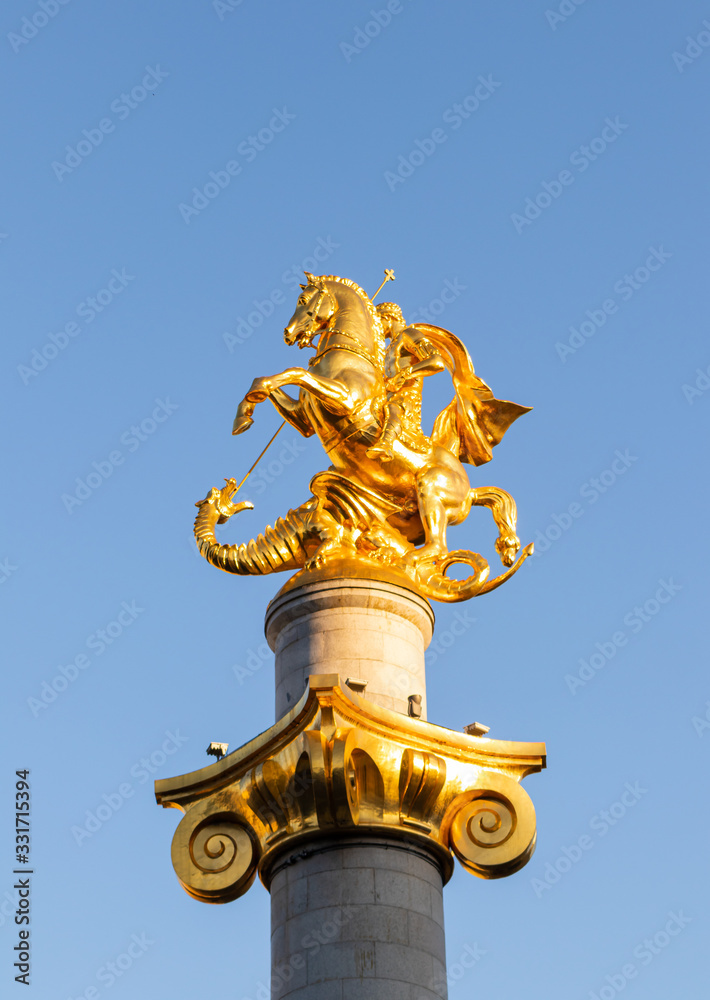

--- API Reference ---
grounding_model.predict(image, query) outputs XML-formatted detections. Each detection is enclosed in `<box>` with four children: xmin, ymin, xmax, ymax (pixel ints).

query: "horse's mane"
<box><xmin>319</xmin><ymin>274</ymin><xmax>386</xmax><ymax>371</ymax></box>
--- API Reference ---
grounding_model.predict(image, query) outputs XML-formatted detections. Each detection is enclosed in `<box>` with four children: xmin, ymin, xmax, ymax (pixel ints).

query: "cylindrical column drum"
<box><xmin>267</xmin><ymin>834</ymin><xmax>448</xmax><ymax>1000</ymax></box>
<box><xmin>265</xmin><ymin>577</ymin><xmax>435</xmax><ymax>721</ymax></box>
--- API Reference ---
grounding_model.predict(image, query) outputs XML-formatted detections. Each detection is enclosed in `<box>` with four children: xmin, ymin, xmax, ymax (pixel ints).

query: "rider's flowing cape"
<box><xmin>414</xmin><ymin>324</ymin><xmax>532</xmax><ymax>467</ymax></box>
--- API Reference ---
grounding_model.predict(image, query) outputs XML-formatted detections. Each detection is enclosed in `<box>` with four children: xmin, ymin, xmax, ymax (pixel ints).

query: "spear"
<box><xmin>231</xmin><ymin>421</ymin><xmax>286</xmax><ymax>494</ymax></box>
<box><xmin>371</xmin><ymin>268</ymin><xmax>396</xmax><ymax>302</ymax></box>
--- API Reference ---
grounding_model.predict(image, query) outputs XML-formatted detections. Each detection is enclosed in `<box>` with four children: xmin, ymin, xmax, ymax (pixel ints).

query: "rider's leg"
<box><xmin>366</xmin><ymin>402</ymin><xmax>403</xmax><ymax>462</ymax></box>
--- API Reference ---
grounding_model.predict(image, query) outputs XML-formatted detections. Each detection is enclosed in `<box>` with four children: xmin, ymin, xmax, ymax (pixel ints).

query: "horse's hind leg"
<box><xmin>405</xmin><ymin>467</ymin><xmax>451</xmax><ymax>566</ymax></box>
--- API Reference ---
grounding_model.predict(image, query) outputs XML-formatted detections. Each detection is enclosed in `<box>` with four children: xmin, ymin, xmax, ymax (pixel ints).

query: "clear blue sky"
<box><xmin>2</xmin><ymin>1</ymin><xmax>709</xmax><ymax>997</ymax></box>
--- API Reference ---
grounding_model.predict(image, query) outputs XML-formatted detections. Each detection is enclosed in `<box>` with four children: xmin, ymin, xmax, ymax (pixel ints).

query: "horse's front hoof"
<box><xmin>232</xmin><ymin>414</ymin><xmax>254</xmax><ymax>435</ymax></box>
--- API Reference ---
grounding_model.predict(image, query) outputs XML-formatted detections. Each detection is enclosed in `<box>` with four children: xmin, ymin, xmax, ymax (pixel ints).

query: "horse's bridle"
<box><xmin>297</xmin><ymin>281</ymin><xmax>335</xmax><ymax>350</ymax></box>
<box><xmin>308</xmin><ymin>341</ymin><xmax>376</xmax><ymax>368</ymax></box>
<box><xmin>299</xmin><ymin>279</ymin><xmax>379</xmax><ymax>370</ymax></box>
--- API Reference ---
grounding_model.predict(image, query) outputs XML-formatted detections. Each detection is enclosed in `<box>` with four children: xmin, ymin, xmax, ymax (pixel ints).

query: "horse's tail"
<box><xmin>413</xmin><ymin>486</ymin><xmax>532</xmax><ymax>602</ymax></box>
<box><xmin>468</xmin><ymin>486</ymin><xmax>521</xmax><ymax>567</ymax></box>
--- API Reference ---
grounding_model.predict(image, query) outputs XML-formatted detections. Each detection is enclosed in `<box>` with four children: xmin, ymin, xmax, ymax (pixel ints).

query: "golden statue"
<box><xmin>164</xmin><ymin>274</ymin><xmax>546</xmax><ymax>911</ymax></box>
<box><xmin>194</xmin><ymin>273</ymin><xmax>533</xmax><ymax>602</ymax></box>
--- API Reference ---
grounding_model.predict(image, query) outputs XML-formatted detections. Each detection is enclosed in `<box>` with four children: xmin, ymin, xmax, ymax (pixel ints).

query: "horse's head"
<box><xmin>284</xmin><ymin>273</ymin><xmax>336</xmax><ymax>349</ymax></box>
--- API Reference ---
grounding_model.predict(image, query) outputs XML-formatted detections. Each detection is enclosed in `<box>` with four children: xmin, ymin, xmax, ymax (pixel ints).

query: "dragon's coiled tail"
<box><xmin>414</xmin><ymin>486</ymin><xmax>533</xmax><ymax>603</ymax></box>
<box><xmin>194</xmin><ymin>480</ymin><xmax>313</xmax><ymax>576</ymax></box>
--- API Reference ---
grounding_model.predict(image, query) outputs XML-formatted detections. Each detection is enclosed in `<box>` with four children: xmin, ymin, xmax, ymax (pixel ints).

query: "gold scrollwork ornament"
<box><xmin>446</xmin><ymin>771</ymin><xmax>537</xmax><ymax>879</ymax></box>
<box><xmin>171</xmin><ymin>800</ymin><xmax>258</xmax><ymax>903</ymax></box>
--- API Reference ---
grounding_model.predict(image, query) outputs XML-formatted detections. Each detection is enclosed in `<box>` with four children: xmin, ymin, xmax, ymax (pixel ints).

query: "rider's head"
<box><xmin>376</xmin><ymin>302</ymin><xmax>406</xmax><ymax>339</ymax></box>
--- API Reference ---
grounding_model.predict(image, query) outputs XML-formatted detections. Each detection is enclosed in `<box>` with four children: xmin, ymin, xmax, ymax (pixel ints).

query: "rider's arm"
<box><xmin>388</xmin><ymin>328</ymin><xmax>445</xmax><ymax>387</ymax></box>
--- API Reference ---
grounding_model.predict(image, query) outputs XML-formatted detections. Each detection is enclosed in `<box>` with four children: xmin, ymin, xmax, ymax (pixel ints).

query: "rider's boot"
<box><xmin>366</xmin><ymin>425</ymin><xmax>397</xmax><ymax>462</ymax></box>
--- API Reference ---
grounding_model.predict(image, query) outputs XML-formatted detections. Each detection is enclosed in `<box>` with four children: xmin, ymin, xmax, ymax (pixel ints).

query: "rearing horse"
<box><xmin>232</xmin><ymin>274</ymin><xmax>480</xmax><ymax>567</ymax></box>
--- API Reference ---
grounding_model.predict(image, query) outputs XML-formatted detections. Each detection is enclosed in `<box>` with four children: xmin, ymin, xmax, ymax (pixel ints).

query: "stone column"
<box><xmin>265</xmin><ymin>576</ymin><xmax>435</xmax><ymax>721</ymax></box>
<box><xmin>264</xmin><ymin>575</ymin><xmax>447</xmax><ymax>999</ymax></box>
<box><xmin>266</xmin><ymin>835</ymin><xmax>448</xmax><ymax>1000</ymax></box>
<box><xmin>157</xmin><ymin>574</ymin><xmax>544</xmax><ymax>1000</ymax></box>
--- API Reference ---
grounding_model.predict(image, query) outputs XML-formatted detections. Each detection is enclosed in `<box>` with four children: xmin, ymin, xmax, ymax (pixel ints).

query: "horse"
<box><xmin>232</xmin><ymin>274</ymin><xmax>484</xmax><ymax>570</ymax></box>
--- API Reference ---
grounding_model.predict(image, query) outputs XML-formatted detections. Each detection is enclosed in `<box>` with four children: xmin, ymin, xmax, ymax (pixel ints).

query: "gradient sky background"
<box><xmin>2</xmin><ymin>1</ymin><xmax>709</xmax><ymax>998</ymax></box>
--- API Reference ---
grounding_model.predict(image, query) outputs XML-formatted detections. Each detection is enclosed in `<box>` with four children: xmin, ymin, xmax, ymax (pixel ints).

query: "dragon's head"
<box><xmin>196</xmin><ymin>479</ymin><xmax>254</xmax><ymax>523</ymax></box>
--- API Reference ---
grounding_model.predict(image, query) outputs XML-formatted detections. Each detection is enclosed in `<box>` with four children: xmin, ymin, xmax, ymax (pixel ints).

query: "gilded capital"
<box><xmin>156</xmin><ymin>676</ymin><xmax>545</xmax><ymax>903</ymax></box>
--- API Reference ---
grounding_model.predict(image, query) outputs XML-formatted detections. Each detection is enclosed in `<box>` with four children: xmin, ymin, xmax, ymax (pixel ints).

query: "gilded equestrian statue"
<box><xmin>194</xmin><ymin>273</ymin><xmax>533</xmax><ymax>602</ymax></box>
